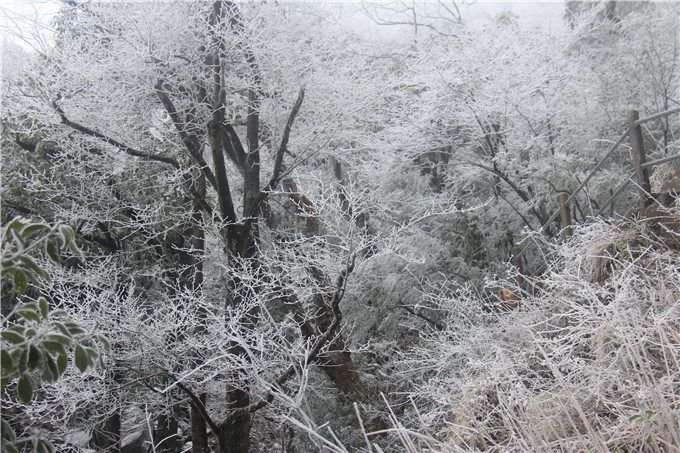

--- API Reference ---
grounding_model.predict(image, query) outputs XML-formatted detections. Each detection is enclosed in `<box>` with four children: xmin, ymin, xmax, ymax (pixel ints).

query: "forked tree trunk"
<box><xmin>284</xmin><ymin>178</ymin><xmax>369</xmax><ymax>403</ymax></box>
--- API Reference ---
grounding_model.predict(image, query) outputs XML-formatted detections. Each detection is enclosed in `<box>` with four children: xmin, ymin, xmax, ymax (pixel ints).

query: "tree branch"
<box><xmin>241</xmin><ymin>88</ymin><xmax>305</xmax><ymax>232</ymax></box>
<box><xmin>14</xmin><ymin>134</ymin><xmax>36</xmax><ymax>152</ymax></box>
<box><xmin>458</xmin><ymin>161</ymin><xmax>548</xmax><ymax>227</ymax></box>
<box><xmin>51</xmin><ymin>100</ymin><xmax>180</xmax><ymax>168</ymax></box>
<box><xmin>266</xmin><ymin>88</ymin><xmax>305</xmax><ymax>194</ymax></box>
<box><xmin>154</xmin><ymin>82</ymin><xmax>218</xmax><ymax>189</ymax></box>
<box><xmin>399</xmin><ymin>304</ymin><xmax>445</xmax><ymax>331</ymax></box>
<box><xmin>224</xmin><ymin>255</ymin><xmax>356</xmax><ymax>422</ymax></box>
<box><xmin>222</xmin><ymin>124</ymin><xmax>246</xmax><ymax>169</ymax></box>
<box><xmin>208</xmin><ymin>121</ymin><xmax>238</xmax><ymax>224</ymax></box>
<box><xmin>175</xmin><ymin>381</ymin><xmax>221</xmax><ymax>435</ymax></box>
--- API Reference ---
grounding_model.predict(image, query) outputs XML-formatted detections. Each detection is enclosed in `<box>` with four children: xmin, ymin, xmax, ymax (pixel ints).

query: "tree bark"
<box><xmin>154</xmin><ymin>409</ymin><xmax>180</xmax><ymax>453</ymax></box>
<box><xmin>185</xmin><ymin>170</ymin><xmax>210</xmax><ymax>453</ymax></box>
<box><xmin>191</xmin><ymin>395</ymin><xmax>210</xmax><ymax>453</ymax></box>
<box><xmin>628</xmin><ymin>109</ymin><xmax>651</xmax><ymax>204</ymax></box>
<box><xmin>218</xmin><ymin>388</ymin><xmax>251</xmax><ymax>453</ymax></box>
<box><xmin>283</xmin><ymin>178</ymin><xmax>369</xmax><ymax>403</ymax></box>
<box><xmin>91</xmin><ymin>409</ymin><xmax>121</xmax><ymax>452</ymax></box>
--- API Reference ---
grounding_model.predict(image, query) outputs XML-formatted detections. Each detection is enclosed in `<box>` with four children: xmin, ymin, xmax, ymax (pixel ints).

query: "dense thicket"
<box><xmin>1</xmin><ymin>1</ymin><xmax>678</xmax><ymax>452</ymax></box>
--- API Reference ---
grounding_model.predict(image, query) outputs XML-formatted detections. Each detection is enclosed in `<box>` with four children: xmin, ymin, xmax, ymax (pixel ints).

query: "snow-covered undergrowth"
<box><xmin>314</xmin><ymin>211</ymin><xmax>680</xmax><ymax>452</ymax></box>
<box><xmin>416</xmin><ymin>215</ymin><xmax>680</xmax><ymax>452</ymax></box>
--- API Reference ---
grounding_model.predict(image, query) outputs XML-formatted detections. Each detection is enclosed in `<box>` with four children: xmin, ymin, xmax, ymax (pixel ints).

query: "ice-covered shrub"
<box><xmin>304</xmin><ymin>210</ymin><xmax>679</xmax><ymax>452</ymax></box>
<box><xmin>429</xmin><ymin>214</ymin><xmax>680</xmax><ymax>452</ymax></box>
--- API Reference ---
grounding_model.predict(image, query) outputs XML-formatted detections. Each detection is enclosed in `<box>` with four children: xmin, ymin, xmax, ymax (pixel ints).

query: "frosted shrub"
<box><xmin>306</xmin><ymin>214</ymin><xmax>679</xmax><ymax>452</ymax></box>
<box><xmin>434</xmin><ymin>216</ymin><xmax>680</xmax><ymax>452</ymax></box>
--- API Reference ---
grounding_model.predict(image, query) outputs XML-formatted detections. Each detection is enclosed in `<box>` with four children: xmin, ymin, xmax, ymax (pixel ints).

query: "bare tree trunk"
<box><xmin>91</xmin><ymin>409</ymin><xmax>120</xmax><ymax>452</ymax></box>
<box><xmin>154</xmin><ymin>409</ymin><xmax>180</xmax><ymax>453</ymax></box>
<box><xmin>191</xmin><ymin>396</ymin><xmax>210</xmax><ymax>453</ymax></box>
<box><xmin>185</xmin><ymin>170</ymin><xmax>210</xmax><ymax>453</ymax></box>
<box><xmin>217</xmin><ymin>258</ymin><xmax>256</xmax><ymax>453</ymax></box>
<box><xmin>284</xmin><ymin>178</ymin><xmax>369</xmax><ymax>403</ymax></box>
<box><xmin>218</xmin><ymin>388</ymin><xmax>251</xmax><ymax>453</ymax></box>
<box><xmin>629</xmin><ymin>109</ymin><xmax>651</xmax><ymax>204</ymax></box>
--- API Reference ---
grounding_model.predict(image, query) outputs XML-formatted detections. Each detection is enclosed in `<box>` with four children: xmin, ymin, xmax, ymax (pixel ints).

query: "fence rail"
<box><xmin>515</xmin><ymin>107</ymin><xmax>679</xmax><ymax>275</ymax></box>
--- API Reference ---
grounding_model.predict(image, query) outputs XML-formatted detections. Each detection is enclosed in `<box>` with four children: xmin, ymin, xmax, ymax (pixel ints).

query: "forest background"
<box><xmin>1</xmin><ymin>1</ymin><xmax>679</xmax><ymax>452</ymax></box>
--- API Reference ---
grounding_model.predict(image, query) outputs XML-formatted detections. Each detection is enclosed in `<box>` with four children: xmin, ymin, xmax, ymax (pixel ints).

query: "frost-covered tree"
<box><xmin>360</xmin><ymin>0</ymin><xmax>678</xmax><ymax>279</ymax></box>
<box><xmin>1</xmin><ymin>2</ymin><xmax>394</xmax><ymax>451</ymax></box>
<box><xmin>2</xmin><ymin>1</ymin><xmax>678</xmax><ymax>452</ymax></box>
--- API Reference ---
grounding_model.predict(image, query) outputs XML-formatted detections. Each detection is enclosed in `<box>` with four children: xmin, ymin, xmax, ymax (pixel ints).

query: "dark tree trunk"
<box><xmin>217</xmin><ymin>262</ymin><xmax>256</xmax><ymax>453</ymax></box>
<box><xmin>218</xmin><ymin>386</ymin><xmax>252</xmax><ymax>453</ymax></box>
<box><xmin>191</xmin><ymin>396</ymin><xmax>210</xmax><ymax>453</ymax></box>
<box><xmin>154</xmin><ymin>409</ymin><xmax>180</xmax><ymax>453</ymax></box>
<box><xmin>91</xmin><ymin>410</ymin><xmax>121</xmax><ymax>452</ymax></box>
<box><xmin>187</xmin><ymin>172</ymin><xmax>211</xmax><ymax>453</ymax></box>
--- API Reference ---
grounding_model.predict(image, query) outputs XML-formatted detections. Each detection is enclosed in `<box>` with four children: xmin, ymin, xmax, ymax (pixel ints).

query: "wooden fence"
<box><xmin>516</xmin><ymin>106</ymin><xmax>680</xmax><ymax>275</ymax></box>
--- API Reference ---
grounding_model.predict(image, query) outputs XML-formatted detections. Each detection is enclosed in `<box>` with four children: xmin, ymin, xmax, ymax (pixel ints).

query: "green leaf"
<box><xmin>58</xmin><ymin>225</ymin><xmax>81</xmax><ymax>256</ymax></box>
<box><xmin>84</xmin><ymin>346</ymin><xmax>98</xmax><ymax>366</ymax></box>
<box><xmin>97</xmin><ymin>335</ymin><xmax>111</xmax><ymax>352</ymax></box>
<box><xmin>45</xmin><ymin>240</ymin><xmax>60</xmax><ymax>265</ymax></box>
<box><xmin>18</xmin><ymin>347</ymin><xmax>29</xmax><ymax>370</ymax></box>
<box><xmin>2</xmin><ymin>441</ymin><xmax>19</xmax><ymax>453</ymax></box>
<box><xmin>17</xmin><ymin>309</ymin><xmax>41</xmax><ymax>324</ymax></box>
<box><xmin>1</xmin><ymin>349</ymin><xmax>14</xmax><ymax>374</ymax></box>
<box><xmin>0</xmin><ymin>266</ymin><xmax>13</xmax><ymax>278</ymax></box>
<box><xmin>6</xmin><ymin>218</ymin><xmax>27</xmax><ymax>233</ymax></box>
<box><xmin>45</xmin><ymin>241</ymin><xmax>60</xmax><ymax>265</ymax></box>
<box><xmin>20</xmin><ymin>223</ymin><xmax>48</xmax><ymax>239</ymax></box>
<box><xmin>34</xmin><ymin>438</ymin><xmax>53</xmax><ymax>453</ymax></box>
<box><xmin>9</xmin><ymin>229</ymin><xmax>24</xmax><ymax>253</ymax></box>
<box><xmin>18</xmin><ymin>256</ymin><xmax>49</xmax><ymax>282</ymax></box>
<box><xmin>45</xmin><ymin>333</ymin><xmax>71</xmax><ymax>348</ymax></box>
<box><xmin>41</xmin><ymin>340</ymin><xmax>66</xmax><ymax>357</ymax></box>
<box><xmin>51</xmin><ymin>322</ymin><xmax>72</xmax><ymax>337</ymax></box>
<box><xmin>41</xmin><ymin>360</ymin><xmax>55</xmax><ymax>383</ymax></box>
<box><xmin>22</xmin><ymin>302</ymin><xmax>39</xmax><ymax>311</ymax></box>
<box><xmin>12</xmin><ymin>269</ymin><xmax>28</xmax><ymax>293</ymax></box>
<box><xmin>49</xmin><ymin>310</ymin><xmax>67</xmax><ymax>317</ymax></box>
<box><xmin>27</xmin><ymin>344</ymin><xmax>43</xmax><ymax>369</ymax></box>
<box><xmin>58</xmin><ymin>224</ymin><xmax>75</xmax><ymax>244</ymax></box>
<box><xmin>38</xmin><ymin>298</ymin><xmax>49</xmax><ymax>319</ymax></box>
<box><xmin>5</xmin><ymin>326</ymin><xmax>26</xmax><ymax>335</ymax></box>
<box><xmin>74</xmin><ymin>344</ymin><xmax>88</xmax><ymax>372</ymax></box>
<box><xmin>56</xmin><ymin>353</ymin><xmax>67</xmax><ymax>375</ymax></box>
<box><xmin>66</xmin><ymin>240</ymin><xmax>82</xmax><ymax>257</ymax></box>
<box><xmin>1</xmin><ymin>331</ymin><xmax>25</xmax><ymax>345</ymax></box>
<box><xmin>64</xmin><ymin>322</ymin><xmax>85</xmax><ymax>335</ymax></box>
<box><xmin>17</xmin><ymin>374</ymin><xmax>33</xmax><ymax>403</ymax></box>
<box><xmin>43</xmin><ymin>354</ymin><xmax>60</xmax><ymax>383</ymax></box>
<box><xmin>1</xmin><ymin>417</ymin><xmax>17</xmax><ymax>441</ymax></box>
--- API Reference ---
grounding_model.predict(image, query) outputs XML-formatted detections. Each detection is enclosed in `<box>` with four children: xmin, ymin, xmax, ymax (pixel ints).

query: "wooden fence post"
<box><xmin>628</xmin><ymin>110</ymin><xmax>651</xmax><ymax>203</ymax></box>
<box><xmin>557</xmin><ymin>193</ymin><xmax>572</xmax><ymax>240</ymax></box>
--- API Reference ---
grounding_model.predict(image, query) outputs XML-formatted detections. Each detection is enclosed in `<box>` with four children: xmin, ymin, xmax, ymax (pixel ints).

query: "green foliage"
<box><xmin>1</xmin><ymin>217</ymin><xmax>108</xmax><ymax>453</ymax></box>
<box><xmin>1</xmin><ymin>217</ymin><xmax>81</xmax><ymax>289</ymax></box>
